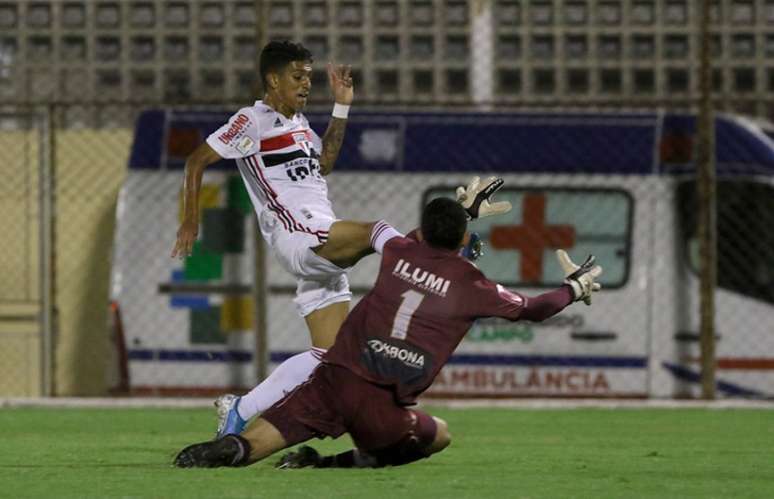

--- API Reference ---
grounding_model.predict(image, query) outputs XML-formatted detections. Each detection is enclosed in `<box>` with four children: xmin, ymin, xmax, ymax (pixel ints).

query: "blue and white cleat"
<box><xmin>214</xmin><ymin>394</ymin><xmax>246</xmax><ymax>439</ymax></box>
<box><xmin>461</xmin><ymin>232</ymin><xmax>484</xmax><ymax>261</ymax></box>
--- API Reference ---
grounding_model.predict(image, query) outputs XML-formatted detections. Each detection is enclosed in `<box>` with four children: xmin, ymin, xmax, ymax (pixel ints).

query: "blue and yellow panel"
<box><xmin>167</xmin><ymin>176</ymin><xmax>254</xmax><ymax>345</ymax></box>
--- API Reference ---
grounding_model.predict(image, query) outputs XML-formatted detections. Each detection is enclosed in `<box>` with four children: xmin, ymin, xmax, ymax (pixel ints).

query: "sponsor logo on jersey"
<box><xmin>236</xmin><ymin>136</ymin><xmax>254</xmax><ymax>155</ymax></box>
<box><xmin>367</xmin><ymin>339</ymin><xmax>425</xmax><ymax>368</ymax></box>
<box><xmin>293</xmin><ymin>132</ymin><xmax>311</xmax><ymax>155</ymax></box>
<box><xmin>273</xmin><ymin>117</ymin><xmax>283</xmax><ymax>128</ymax></box>
<box><xmin>218</xmin><ymin>113</ymin><xmax>250</xmax><ymax>144</ymax></box>
<box><xmin>392</xmin><ymin>259</ymin><xmax>451</xmax><ymax>297</ymax></box>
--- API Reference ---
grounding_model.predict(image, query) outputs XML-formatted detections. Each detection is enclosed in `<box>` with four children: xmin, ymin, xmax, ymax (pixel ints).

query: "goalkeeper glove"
<box><xmin>456</xmin><ymin>176</ymin><xmax>512</xmax><ymax>220</ymax></box>
<box><xmin>556</xmin><ymin>250</ymin><xmax>603</xmax><ymax>305</ymax></box>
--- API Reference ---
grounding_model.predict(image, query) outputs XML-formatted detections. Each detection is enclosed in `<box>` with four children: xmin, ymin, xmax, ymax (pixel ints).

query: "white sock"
<box><xmin>370</xmin><ymin>220</ymin><xmax>402</xmax><ymax>254</ymax></box>
<box><xmin>237</xmin><ymin>347</ymin><xmax>326</xmax><ymax>421</ymax></box>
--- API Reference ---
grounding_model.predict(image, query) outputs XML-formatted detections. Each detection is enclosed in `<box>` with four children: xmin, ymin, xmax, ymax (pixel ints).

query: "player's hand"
<box><xmin>171</xmin><ymin>219</ymin><xmax>199</xmax><ymax>259</ymax></box>
<box><xmin>456</xmin><ymin>176</ymin><xmax>512</xmax><ymax>220</ymax></box>
<box><xmin>327</xmin><ymin>62</ymin><xmax>354</xmax><ymax>106</ymax></box>
<box><xmin>556</xmin><ymin>250</ymin><xmax>603</xmax><ymax>305</ymax></box>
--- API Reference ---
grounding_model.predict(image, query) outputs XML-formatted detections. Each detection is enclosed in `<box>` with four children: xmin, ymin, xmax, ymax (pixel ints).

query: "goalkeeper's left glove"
<box><xmin>556</xmin><ymin>250</ymin><xmax>603</xmax><ymax>305</ymax></box>
<box><xmin>456</xmin><ymin>176</ymin><xmax>512</xmax><ymax>220</ymax></box>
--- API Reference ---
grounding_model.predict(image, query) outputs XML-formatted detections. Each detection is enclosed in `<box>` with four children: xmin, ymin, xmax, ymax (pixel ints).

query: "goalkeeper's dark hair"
<box><xmin>259</xmin><ymin>40</ymin><xmax>313</xmax><ymax>89</ymax></box>
<box><xmin>421</xmin><ymin>198</ymin><xmax>468</xmax><ymax>251</ymax></box>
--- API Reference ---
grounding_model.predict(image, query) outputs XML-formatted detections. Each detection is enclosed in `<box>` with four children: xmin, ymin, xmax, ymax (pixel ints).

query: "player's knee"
<box><xmin>428</xmin><ymin>417</ymin><xmax>451</xmax><ymax>454</ymax></box>
<box><xmin>316</xmin><ymin>221</ymin><xmax>375</xmax><ymax>267</ymax></box>
<box><xmin>336</xmin><ymin>221</ymin><xmax>374</xmax><ymax>252</ymax></box>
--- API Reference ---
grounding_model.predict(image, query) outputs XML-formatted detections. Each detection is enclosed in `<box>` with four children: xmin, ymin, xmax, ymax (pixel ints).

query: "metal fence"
<box><xmin>0</xmin><ymin>109</ymin><xmax>48</xmax><ymax>397</ymax></box>
<box><xmin>2</xmin><ymin>0</ymin><xmax>774</xmax><ymax>399</ymax></box>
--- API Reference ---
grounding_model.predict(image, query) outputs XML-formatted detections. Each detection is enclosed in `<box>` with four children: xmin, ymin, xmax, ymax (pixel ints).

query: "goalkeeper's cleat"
<box><xmin>275</xmin><ymin>445</ymin><xmax>322</xmax><ymax>469</ymax></box>
<box><xmin>461</xmin><ymin>232</ymin><xmax>484</xmax><ymax>261</ymax></box>
<box><xmin>214</xmin><ymin>394</ymin><xmax>246</xmax><ymax>439</ymax></box>
<box><xmin>174</xmin><ymin>435</ymin><xmax>247</xmax><ymax>468</ymax></box>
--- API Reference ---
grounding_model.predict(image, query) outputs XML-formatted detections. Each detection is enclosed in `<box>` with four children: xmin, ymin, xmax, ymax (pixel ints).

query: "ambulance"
<box><xmin>115</xmin><ymin>109</ymin><xmax>774</xmax><ymax>398</ymax></box>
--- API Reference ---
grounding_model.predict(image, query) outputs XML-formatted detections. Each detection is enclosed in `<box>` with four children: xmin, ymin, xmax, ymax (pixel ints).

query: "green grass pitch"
<box><xmin>0</xmin><ymin>407</ymin><xmax>772</xmax><ymax>498</ymax></box>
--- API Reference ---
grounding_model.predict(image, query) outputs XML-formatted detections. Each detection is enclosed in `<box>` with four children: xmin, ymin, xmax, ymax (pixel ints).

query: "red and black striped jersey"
<box><xmin>206</xmin><ymin>101</ymin><xmax>334</xmax><ymax>242</ymax></box>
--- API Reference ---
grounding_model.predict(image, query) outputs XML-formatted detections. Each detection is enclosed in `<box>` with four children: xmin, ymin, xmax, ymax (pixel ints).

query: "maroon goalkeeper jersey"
<box><xmin>324</xmin><ymin>234</ymin><xmax>529</xmax><ymax>405</ymax></box>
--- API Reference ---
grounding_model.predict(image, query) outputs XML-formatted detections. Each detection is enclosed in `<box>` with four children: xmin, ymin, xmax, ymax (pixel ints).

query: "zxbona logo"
<box><xmin>367</xmin><ymin>339</ymin><xmax>425</xmax><ymax>368</ymax></box>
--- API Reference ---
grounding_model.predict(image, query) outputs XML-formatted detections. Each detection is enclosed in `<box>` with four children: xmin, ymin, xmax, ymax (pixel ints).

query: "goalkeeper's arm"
<box><xmin>500</xmin><ymin>251</ymin><xmax>603</xmax><ymax>323</ymax></box>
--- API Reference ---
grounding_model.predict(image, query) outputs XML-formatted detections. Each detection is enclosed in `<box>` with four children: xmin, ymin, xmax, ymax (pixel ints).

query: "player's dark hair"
<box><xmin>259</xmin><ymin>40</ymin><xmax>313</xmax><ymax>89</ymax></box>
<box><xmin>421</xmin><ymin>197</ymin><xmax>468</xmax><ymax>251</ymax></box>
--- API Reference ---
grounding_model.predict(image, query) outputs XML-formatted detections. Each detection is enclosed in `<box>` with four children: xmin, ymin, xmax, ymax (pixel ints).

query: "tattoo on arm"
<box><xmin>319</xmin><ymin>117</ymin><xmax>347</xmax><ymax>176</ymax></box>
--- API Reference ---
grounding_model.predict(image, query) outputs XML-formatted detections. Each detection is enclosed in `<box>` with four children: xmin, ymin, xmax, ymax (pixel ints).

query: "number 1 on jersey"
<box><xmin>390</xmin><ymin>290</ymin><xmax>425</xmax><ymax>340</ymax></box>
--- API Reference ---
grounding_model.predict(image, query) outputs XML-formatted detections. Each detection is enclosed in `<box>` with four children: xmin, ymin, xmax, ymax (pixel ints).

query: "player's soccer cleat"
<box><xmin>174</xmin><ymin>436</ymin><xmax>246</xmax><ymax>468</ymax></box>
<box><xmin>275</xmin><ymin>445</ymin><xmax>322</xmax><ymax>469</ymax></box>
<box><xmin>461</xmin><ymin>232</ymin><xmax>484</xmax><ymax>261</ymax></box>
<box><xmin>214</xmin><ymin>394</ymin><xmax>247</xmax><ymax>439</ymax></box>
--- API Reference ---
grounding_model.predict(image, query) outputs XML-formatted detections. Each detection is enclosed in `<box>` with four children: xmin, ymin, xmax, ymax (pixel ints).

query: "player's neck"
<box><xmin>263</xmin><ymin>94</ymin><xmax>296</xmax><ymax>119</ymax></box>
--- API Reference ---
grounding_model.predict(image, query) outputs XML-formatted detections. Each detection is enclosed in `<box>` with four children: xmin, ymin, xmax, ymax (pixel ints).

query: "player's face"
<box><xmin>276</xmin><ymin>61</ymin><xmax>312</xmax><ymax>113</ymax></box>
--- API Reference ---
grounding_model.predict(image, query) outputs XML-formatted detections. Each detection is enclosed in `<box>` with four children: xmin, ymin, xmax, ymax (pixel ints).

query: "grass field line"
<box><xmin>2</xmin><ymin>397</ymin><xmax>773</xmax><ymax>410</ymax></box>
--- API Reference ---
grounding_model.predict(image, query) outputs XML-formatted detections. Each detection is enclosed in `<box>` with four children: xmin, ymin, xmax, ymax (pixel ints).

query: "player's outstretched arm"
<box><xmin>171</xmin><ymin>142</ymin><xmax>223</xmax><ymax>259</ymax></box>
<box><xmin>318</xmin><ymin>63</ymin><xmax>353</xmax><ymax>176</ymax></box>
<box><xmin>506</xmin><ymin>255</ymin><xmax>603</xmax><ymax>322</ymax></box>
<box><xmin>518</xmin><ymin>286</ymin><xmax>575</xmax><ymax>322</ymax></box>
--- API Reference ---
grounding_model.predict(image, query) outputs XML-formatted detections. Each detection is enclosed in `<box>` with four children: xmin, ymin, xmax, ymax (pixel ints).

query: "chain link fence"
<box><xmin>0</xmin><ymin>110</ymin><xmax>44</xmax><ymax>396</ymax></box>
<box><xmin>1</xmin><ymin>0</ymin><xmax>774</xmax><ymax>398</ymax></box>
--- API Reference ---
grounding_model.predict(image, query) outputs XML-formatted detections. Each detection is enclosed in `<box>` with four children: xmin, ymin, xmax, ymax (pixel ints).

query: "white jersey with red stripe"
<box><xmin>206</xmin><ymin>101</ymin><xmax>333</xmax><ymax>244</ymax></box>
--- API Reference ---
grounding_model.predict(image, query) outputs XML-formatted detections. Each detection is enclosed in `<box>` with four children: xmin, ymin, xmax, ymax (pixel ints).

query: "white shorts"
<box><xmin>260</xmin><ymin>210</ymin><xmax>352</xmax><ymax>317</ymax></box>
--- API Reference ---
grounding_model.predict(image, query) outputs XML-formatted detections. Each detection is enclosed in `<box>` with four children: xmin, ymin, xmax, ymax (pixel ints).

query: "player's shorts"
<box><xmin>262</xmin><ymin>363</ymin><xmax>437</xmax><ymax>453</ymax></box>
<box><xmin>259</xmin><ymin>209</ymin><xmax>352</xmax><ymax>317</ymax></box>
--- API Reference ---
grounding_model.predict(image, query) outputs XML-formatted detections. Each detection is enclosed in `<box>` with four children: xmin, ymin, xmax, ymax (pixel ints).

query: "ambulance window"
<box><xmin>423</xmin><ymin>187</ymin><xmax>632</xmax><ymax>288</ymax></box>
<box><xmin>677</xmin><ymin>179</ymin><xmax>774</xmax><ymax>304</ymax></box>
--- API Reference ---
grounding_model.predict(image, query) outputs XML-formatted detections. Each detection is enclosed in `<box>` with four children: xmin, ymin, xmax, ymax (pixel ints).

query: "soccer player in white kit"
<box><xmin>171</xmin><ymin>41</ymin><xmax>510</xmax><ymax>437</ymax></box>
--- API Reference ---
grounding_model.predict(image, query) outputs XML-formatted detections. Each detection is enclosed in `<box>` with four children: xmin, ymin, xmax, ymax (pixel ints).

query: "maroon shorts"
<box><xmin>262</xmin><ymin>363</ymin><xmax>436</xmax><ymax>452</ymax></box>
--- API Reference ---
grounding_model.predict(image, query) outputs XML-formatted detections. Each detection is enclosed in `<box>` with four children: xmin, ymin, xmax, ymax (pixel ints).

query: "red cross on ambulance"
<box><xmin>489</xmin><ymin>193</ymin><xmax>576</xmax><ymax>283</ymax></box>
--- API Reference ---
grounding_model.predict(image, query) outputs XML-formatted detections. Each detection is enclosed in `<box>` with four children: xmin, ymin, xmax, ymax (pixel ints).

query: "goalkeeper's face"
<box><xmin>273</xmin><ymin>61</ymin><xmax>313</xmax><ymax>113</ymax></box>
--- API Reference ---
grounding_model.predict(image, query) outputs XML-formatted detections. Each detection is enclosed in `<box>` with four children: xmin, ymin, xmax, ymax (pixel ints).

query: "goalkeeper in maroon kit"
<box><xmin>174</xmin><ymin>196</ymin><xmax>603</xmax><ymax>469</ymax></box>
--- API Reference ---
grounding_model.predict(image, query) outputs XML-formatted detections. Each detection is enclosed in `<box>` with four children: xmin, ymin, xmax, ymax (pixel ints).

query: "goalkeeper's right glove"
<box><xmin>456</xmin><ymin>176</ymin><xmax>512</xmax><ymax>220</ymax></box>
<box><xmin>556</xmin><ymin>250</ymin><xmax>603</xmax><ymax>305</ymax></box>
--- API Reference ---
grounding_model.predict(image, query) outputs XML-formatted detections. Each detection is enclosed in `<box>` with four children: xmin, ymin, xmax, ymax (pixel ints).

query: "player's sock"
<box><xmin>370</xmin><ymin>220</ymin><xmax>402</xmax><ymax>254</ymax></box>
<box><xmin>277</xmin><ymin>446</ymin><xmax>378</xmax><ymax>469</ymax></box>
<box><xmin>317</xmin><ymin>449</ymin><xmax>378</xmax><ymax>468</ymax></box>
<box><xmin>236</xmin><ymin>348</ymin><xmax>326</xmax><ymax>421</ymax></box>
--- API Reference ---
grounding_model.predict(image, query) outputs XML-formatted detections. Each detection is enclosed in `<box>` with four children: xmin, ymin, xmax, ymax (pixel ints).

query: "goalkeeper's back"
<box><xmin>324</xmin><ymin>198</ymin><xmax>528</xmax><ymax>404</ymax></box>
